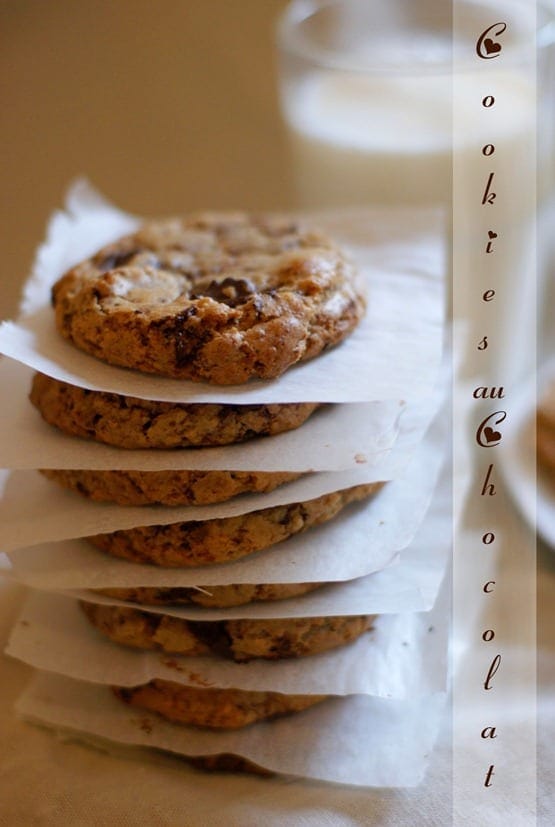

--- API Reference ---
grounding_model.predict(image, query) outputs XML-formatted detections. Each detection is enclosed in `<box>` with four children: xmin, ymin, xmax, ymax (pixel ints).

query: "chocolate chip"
<box><xmin>188</xmin><ymin>620</ymin><xmax>233</xmax><ymax>658</ymax></box>
<box><xmin>151</xmin><ymin>307</ymin><xmax>200</xmax><ymax>368</ymax></box>
<box><xmin>191</xmin><ymin>277</ymin><xmax>257</xmax><ymax>307</ymax></box>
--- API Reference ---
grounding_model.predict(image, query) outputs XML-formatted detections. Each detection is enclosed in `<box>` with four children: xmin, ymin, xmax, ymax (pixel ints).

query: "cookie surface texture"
<box><xmin>81</xmin><ymin>602</ymin><xmax>375</xmax><ymax>661</ymax></box>
<box><xmin>30</xmin><ymin>373</ymin><xmax>321</xmax><ymax>449</ymax></box>
<box><xmin>51</xmin><ymin>212</ymin><xmax>366</xmax><ymax>384</ymax></box>
<box><xmin>87</xmin><ymin>482</ymin><xmax>383</xmax><ymax>566</ymax></box>
<box><xmin>98</xmin><ymin>581</ymin><xmax>324</xmax><ymax>608</ymax></box>
<box><xmin>113</xmin><ymin>679</ymin><xmax>326</xmax><ymax>729</ymax></box>
<box><xmin>39</xmin><ymin>468</ymin><xmax>299</xmax><ymax>507</ymax></box>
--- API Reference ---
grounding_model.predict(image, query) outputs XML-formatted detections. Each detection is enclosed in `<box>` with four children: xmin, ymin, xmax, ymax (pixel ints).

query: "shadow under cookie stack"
<box><xmin>2</xmin><ymin>200</ymin><xmax>448</xmax><ymax>785</ymax></box>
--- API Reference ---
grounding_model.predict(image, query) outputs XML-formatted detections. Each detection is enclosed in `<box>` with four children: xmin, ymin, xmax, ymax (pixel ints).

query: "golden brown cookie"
<box><xmin>39</xmin><ymin>468</ymin><xmax>300</xmax><ymax>507</ymax></box>
<box><xmin>51</xmin><ymin>212</ymin><xmax>366</xmax><ymax>384</ymax></box>
<box><xmin>97</xmin><ymin>581</ymin><xmax>324</xmax><ymax>608</ymax></box>
<box><xmin>113</xmin><ymin>679</ymin><xmax>326</xmax><ymax>729</ymax></box>
<box><xmin>86</xmin><ymin>483</ymin><xmax>383</xmax><ymax>566</ymax></box>
<box><xmin>30</xmin><ymin>372</ymin><xmax>321</xmax><ymax>449</ymax></box>
<box><xmin>81</xmin><ymin>601</ymin><xmax>375</xmax><ymax>662</ymax></box>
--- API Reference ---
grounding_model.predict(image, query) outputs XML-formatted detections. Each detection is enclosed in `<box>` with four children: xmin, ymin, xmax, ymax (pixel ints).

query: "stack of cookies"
<box><xmin>1</xmin><ymin>199</ymin><xmax>448</xmax><ymax>783</ymax></box>
<box><xmin>23</xmin><ymin>212</ymin><xmax>387</xmax><ymax>758</ymax></box>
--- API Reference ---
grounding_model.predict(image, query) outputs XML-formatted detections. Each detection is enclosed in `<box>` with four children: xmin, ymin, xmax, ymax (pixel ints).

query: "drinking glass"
<box><xmin>276</xmin><ymin>0</ymin><xmax>555</xmax><ymax>380</ymax></box>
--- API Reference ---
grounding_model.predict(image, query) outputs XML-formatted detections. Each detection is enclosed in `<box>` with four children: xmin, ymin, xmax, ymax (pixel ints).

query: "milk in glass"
<box><xmin>282</xmin><ymin>60</ymin><xmax>536</xmax><ymax>379</ymax></box>
<box><xmin>282</xmin><ymin>66</ymin><xmax>535</xmax><ymax>210</ymax></box>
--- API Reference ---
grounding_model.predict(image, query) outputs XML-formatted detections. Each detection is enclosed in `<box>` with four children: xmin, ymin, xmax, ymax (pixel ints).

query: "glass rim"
<box><xmin>276</xmin><ymin>0</ymin><xmax>555</xmax><ymax>75</ymax></box>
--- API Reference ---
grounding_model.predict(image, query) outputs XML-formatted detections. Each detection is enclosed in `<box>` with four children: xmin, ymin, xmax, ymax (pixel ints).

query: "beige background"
<box><xmin>1</xmin><ymin>0</ymin><xmax>292</xmax><ymax>321</ymax></box>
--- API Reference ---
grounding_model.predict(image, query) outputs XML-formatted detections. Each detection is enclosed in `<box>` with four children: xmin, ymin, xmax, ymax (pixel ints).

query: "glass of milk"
<box><xmin>276</xmin><ymin>0</ymin><xmax>456</xmax><ymax>209</ymax></box>
<box><xmin>276</xmin><ymin>0</ymin><xmax>554</xmax><ymax>210</ymax></box>
<box><xmin>276</xmin><ymin>0</ymin><xmax>555</xmax><ymax>382</ymax></box>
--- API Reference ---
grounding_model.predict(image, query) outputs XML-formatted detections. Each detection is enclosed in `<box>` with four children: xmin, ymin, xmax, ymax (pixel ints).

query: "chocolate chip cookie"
<box><xmin>86</xmin><ymin>483</ymin><xmax>382</xmax><ymax>566</ymax></box>
<box><xmin>97</xmin><ymin>581</ymin><xmax>324</xmax><ymax>608</ymax></box>
<box><xmin>113</xmin><ymin>679</ymin><xmax>326</xmax><ymax>729</ymax></box>
<box><xmin>81</xmin><ymin>601</ymin><xmax>375</xmax><ymax>661</ymax></box>
<box><xmin>39</xmin><ymin>468</ymin><xmax>300</xmax><ymax>506</ymax></box>
<box><xmin>30</xmin><ymin>372</ymin><xmax>321</xmax><ymax>449</ymax></box>
<box><xmin>51</xmin><ymin>212</ymin><xmax>366</xmax><ymax>384</ymax></box>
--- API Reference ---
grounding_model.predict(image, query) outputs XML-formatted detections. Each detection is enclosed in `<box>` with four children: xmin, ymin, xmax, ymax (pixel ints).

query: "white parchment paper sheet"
<box><xmin>7</xmin><ymin>572</ymin><xmax>449</xmax><ymax>697</ymax></box>
<box><xmin>0</xmin><ymin>181</ymin><xmax>444</xmax><ymax>404</ymax></box>
<box><xmin>1</xmin><ymin>452</ymin><xmax>451</xmax><ymax>600</ymax></box>
<box><xmin>5</xmin><ymin>447</ymin><xmax>450</xmax><ymax>617</ymax></box>
<box><xmin>0</xmin><ymin>388</ymin><xmax>443</xmax><ymax>554</ymax></box>
<box><xmin>16</xmin><ymin>671</ymin><xmax>447</xmax><ymax>787</ymax></box>
<box><xmin>1</xmin><ymin>413</ymin><xmax>446</xmax><ymax>593</ymax></box>
<box><xmin>0</xmin><ymin>357</ymin><xmax>403</xmax><ymax>472</ymax></box>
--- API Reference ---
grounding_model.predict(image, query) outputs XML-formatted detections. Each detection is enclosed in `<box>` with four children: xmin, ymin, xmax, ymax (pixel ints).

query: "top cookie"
<box><xmin>51</xmin><ymin>212</ymin><xmax>366</xmax><ymax>384</ymax></box>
